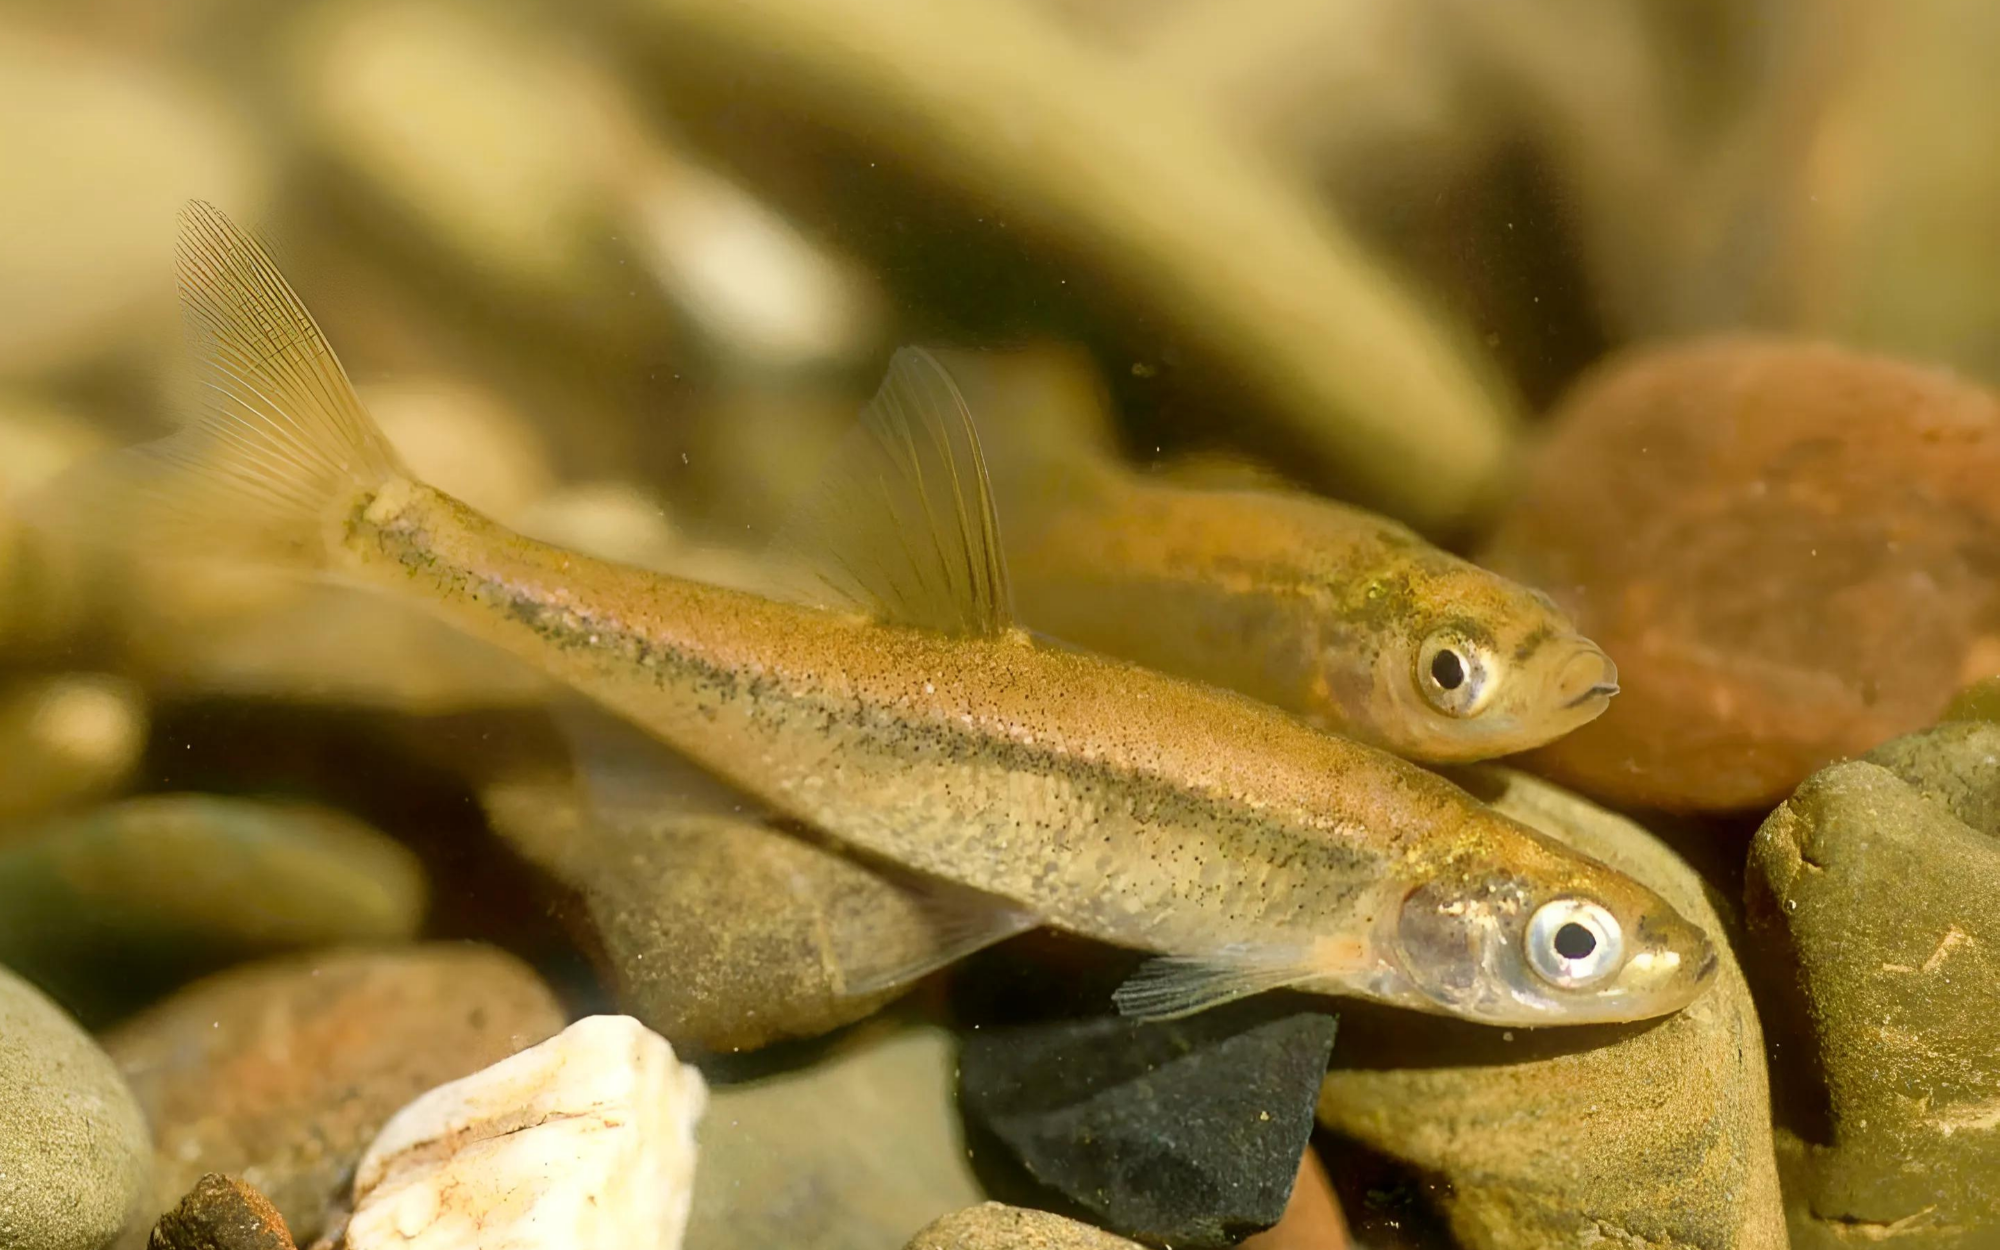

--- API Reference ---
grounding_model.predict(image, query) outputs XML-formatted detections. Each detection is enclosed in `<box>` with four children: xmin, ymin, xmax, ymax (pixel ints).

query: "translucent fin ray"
<box><xmin>1111</xmin><ymin>945</ymin><xmax>1323</xmax><ymax>1022</ymax></box>
<box><xmin>771</xmin><ymin>346</ymin><xmax>1015</xmax><ymax>637</ymax></box>
<box><xmin>30</xmin><ymin>200</ymin><xmax>404</xmax><ymax>570</ymax></box>
<box><xmin>832</xmin><ymin>876</ymin><xmax>1039</xmax><ymax>997</ymax></box>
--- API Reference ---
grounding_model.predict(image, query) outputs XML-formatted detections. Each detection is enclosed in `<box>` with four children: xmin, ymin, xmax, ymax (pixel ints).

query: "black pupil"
<box><xmin>1553</xmin><ymin>922</ymin><xmax>1597</xmax><ymax>961</ymax></box>
<box><xmin>1430</xmin><ymin>649</ymin><xmax>1466</xmax><ymax>690</ymax></box>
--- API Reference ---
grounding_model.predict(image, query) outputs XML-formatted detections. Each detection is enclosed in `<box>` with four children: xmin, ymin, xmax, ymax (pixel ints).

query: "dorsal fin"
<box><xmin>771</xmin><ymin>347</ymin><xmax>1015</xmax><ymax>637</ymax></box>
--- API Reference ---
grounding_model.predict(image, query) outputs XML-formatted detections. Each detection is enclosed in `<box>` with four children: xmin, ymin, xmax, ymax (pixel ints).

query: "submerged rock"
<box><xmin>0</xmin><ymin>674</ymin><xmax>147</xmax><ymax>832</ymax></box>
<box><xmin>481</xmin><ymin>773</ymin><xmax>991</xmax><ymax>1053</ymax></box>
<box><xmin>613</xmin><ymin>0</ymin><xmax>1518</xmax><ymax>533</ymax></box>
<box><xmin>1747</xmin><ymin>721</ymin><xmax>2000</xmax><ymax>1247</ymax></box>
<box><xmin>0</xmin><ymin>26</ymin><xmax>263</xmax><ymax>377</ymax></box>
<box><xmin>1482</xmin><ymin>338</ymin><xmax>2000</xmax><ymax>811</ymax></box>
<box><xmin>0</xmin><ymin>395</ymin><xmax>111</xmax><ymax>656</ymax></box>
<box><xmin>1317</xmin><ymin>767</ymin><xmax>1786</xmax><ymax>1249</ymax></box>
<box><xmin>906</xmin><ymin>1204</ymin><xmax>1144</xmax><ymax>1250</ymax></box>
<box><xmin>1241</xmin><ymin>1150</ymin><xmax>1350</xmax><ymax>1250</ymax></box>
<box><xmin>685</xmin><ymin>1022</ymin><xmax>983</xmax><ymax>1250</ymax></box>
<box><xmin>148</xmin><ymin>1174</ymin><xmax>296</xmax><ymax>1250</ymax></box>
<box><xmin>0</xmin><ymin>963</ymin><xmax>151</xmax><ymax>1250</ymax></box>
<box><xmin>0</xmin><ymin>794</ymin><xmax>427</xmax><ymax>1024</ymax></box>
<box><xmin>959</xmin><ymin>1000</ymin><xmax>1338</xmax><ymax>1249</ymax></box>
<box><xmin>343</xmin><ymin>1016</ymin><xmax>704</xmax><ymax>1250</ymax></box>
<box><xmin>1942</xmin><ymin>675</ymin><xmax>2000</xmax><ymax>723</ymax></box>
<box><xmin>105</xmin><ymin>945</ymin><xmax>565</xmax><ymax>1248</ymax></box>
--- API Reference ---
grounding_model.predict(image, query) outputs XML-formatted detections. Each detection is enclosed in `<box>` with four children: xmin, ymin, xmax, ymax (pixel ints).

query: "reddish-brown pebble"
<box><xmin>148</xmin><ymin>1173</ymin><xmax>296</xmax><ymax>1250</ymax></box>
<box><xmin>106</xmin><ymin>945</ymin><xmax>565</xmax><ymax>1249</ymax></box>
<box><xmin>1482</xmin><ymin>337</ymin><xmax>2000</xmax><ymax>811</ymax></box>
<box><xmin>1241</xmin><ymin>1149</ymin><xmax>1351</xmax><ymax>1250</ymax></box>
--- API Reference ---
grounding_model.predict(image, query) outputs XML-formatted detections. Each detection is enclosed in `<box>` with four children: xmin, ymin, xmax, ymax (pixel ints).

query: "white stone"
<box><xmin>344</xmin><ymin>1014</ymin><xmax>706</xmax><ymax>1250</ymax></box>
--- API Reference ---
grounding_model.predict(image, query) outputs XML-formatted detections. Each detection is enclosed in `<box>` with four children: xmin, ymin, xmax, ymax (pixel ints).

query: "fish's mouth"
<box><xmin>1554</xmin><ymin>643</ymin><xmax>1620</xmax><ymax>710</ymax></box>
<box><xmin>1563</xmin><ymin>680</ymin><xmax>1620</xmax><ymax>709</ymax></box>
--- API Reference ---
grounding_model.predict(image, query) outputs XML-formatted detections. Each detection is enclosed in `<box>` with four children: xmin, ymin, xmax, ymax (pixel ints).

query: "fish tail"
<box><xmin>32</xmin><ymin>200</ymin><xmax>408</xmax><ymax>574</ymax></box>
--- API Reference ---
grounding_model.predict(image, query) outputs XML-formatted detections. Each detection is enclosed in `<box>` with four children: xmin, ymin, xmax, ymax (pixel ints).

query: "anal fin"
<box><xmin>831</xmin><ymin>872</ymin><xmax>1039</xmax><ymax>998</ymax></box>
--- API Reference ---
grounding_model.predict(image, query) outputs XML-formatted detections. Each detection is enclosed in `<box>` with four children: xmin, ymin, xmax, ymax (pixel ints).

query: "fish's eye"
<box><xmin>1415</xmin><ymin>631</ymin><xmax>1495</xmax><ymax>718</ymax></box>
<box><xmin>1526</xmin><ymin>898</ymin><xmax>1624</xmax><ymax>989</ymax></box>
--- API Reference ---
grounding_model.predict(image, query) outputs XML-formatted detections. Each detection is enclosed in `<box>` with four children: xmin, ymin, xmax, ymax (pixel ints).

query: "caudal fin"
<box><xmin>34</xmin><ymin>200</ymin><xmax>406</xmax><ymax>571</ymax></box>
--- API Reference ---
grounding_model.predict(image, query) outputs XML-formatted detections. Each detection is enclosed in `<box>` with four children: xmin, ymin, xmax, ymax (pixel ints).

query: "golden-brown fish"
<box><xmin>945</xmin><ymin>347</ymin><xmax>1619</xmax><ymax>764</ymax></box>
<box><xmin>49</xmin><ymin>203</ymin><xmax>1714</xmax><ymax>1026</ymax></box>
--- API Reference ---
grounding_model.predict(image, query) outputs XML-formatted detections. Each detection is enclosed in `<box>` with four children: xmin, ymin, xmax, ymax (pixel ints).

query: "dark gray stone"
<box><xmin>958</xmin><ymin>999</ymin><xmax>1337</xmax><ymax>1249</ymax></box>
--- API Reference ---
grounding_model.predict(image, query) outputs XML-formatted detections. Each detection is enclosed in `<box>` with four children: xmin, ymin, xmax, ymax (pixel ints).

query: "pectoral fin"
<box><xmin>1112</xmin><ymin>944</ymin><xmax>1330</xmax><ymax>1022</ymax></box>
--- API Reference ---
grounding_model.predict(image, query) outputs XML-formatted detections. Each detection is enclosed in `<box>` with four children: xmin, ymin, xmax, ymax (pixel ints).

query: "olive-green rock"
<box><xmin>0</xmin><ymin>963</ymin><xmax>150</xmax><ymax>1250</ymax></box>
<box><xmin>1317</xmin><ymin>766</ymin><xmax>1786</xmax><ymax>1249</ymax></box>
<box><xmin>481</xmin><ymin>772</ymin><xmax>976</xmax><ymax>1053</ymax></box>
<box><xmin>0</xmin><ymin>794</ymin><xmax>427</xmax><ymax>1024</ymax></box>
<box><xmin>906</xmin><ymin>1204</ymin><xmax>1144</xmax><ymax>1250</ymax></box>
<box><xmin>1747</xmin><ymin>721</ymin><xmax>2000</xmax><ymax>1248</ymax></box>
<box><xmin>686</xmin><ymin>1022</ymin><xmax>984</xmax><ymax>1250</ymax></box>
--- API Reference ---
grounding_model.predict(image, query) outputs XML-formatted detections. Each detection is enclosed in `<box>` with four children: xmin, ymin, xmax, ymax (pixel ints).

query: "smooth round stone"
<box><xmin>0</xmin><ymin>962</ymin><xmax>150</xmax><ymax>1250</ymax></box>
<box><xmin>480</xmin><ymin>774</ymin><xmax>948</xmax><ymax>1053</ymax></box>
<box><xmin>104</xmin><ymin>945</ymin><xmax>565</xmax><ymax>1249</ymax></box>
<box><xmin>364</xmin><ymin>377</ymin><xmax>558</xmax><ymax>522</ymax></box>
<box><xmin>685</xmin><ymin>1022</ymin><xmax>984</xmax><ymax>1250</ymax></box>
<box><xmin>906</xmin><ymin>1204</ymin><xmax>1144</xmax><ymax>1249</ymax></box>
<box><xmin>0</xmin><ymin>26</ymin><xmax>262</xmax><ymax>377</ymax></box>
<box><xmin>0</xmin><ymin>794</ymin><xmax>427</xmax><ymax>1023</ymax></box>
<box><xmin>1482</xmin><ymin>338</ymin><xmax>2000</xmax><ymax>811</ymax></box>
<box><xmin>0</xmin><ymin>395</ymin><xmax>110</xmax><ymax>654</ymax></box>
<box><xmin>0</xmin><ymin>674</ymin><xmax>147</xmax><ymax>832</ymax></box>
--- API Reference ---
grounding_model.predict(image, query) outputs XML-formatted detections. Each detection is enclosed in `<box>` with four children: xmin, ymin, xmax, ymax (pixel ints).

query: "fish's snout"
<box><xmin>1621</xmin><ymin>912</ymin><xmax>1719</xmax><ymax>1016</ymax></box>
<box><xmin>1555</xmin><ymin>642</ymin><xmax>1620</xmax><ymax>710</ymax></box>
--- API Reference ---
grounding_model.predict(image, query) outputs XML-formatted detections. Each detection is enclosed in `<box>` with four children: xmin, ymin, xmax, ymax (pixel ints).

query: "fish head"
<box><xmin>1355</xmin><ymin>575</ymin><xmax>1619</xmax><ymax>763</ymax></box>
<box><xmin>1373</xmin><ymin>835</ymin><xmax>1717</xmax><ymax>1026</ymax></box>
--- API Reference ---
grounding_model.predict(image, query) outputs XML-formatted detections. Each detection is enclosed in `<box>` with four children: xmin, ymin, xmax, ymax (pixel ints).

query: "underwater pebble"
<box><xmin>1317</xmin><ymin>766</ymin><xmax>1786</xmax><ymax>1249</ymax></box>
<box><xmin>343</xmin><ymin>1015</ymin><xmax>704</xmax><ymax>1250</ymax></box>
<box><xmin>0</xmin><ymin>962</ymin><xmax>150</xmax><ymax>1250</ymax></box>
<box><xmin>1482</xmin><ymin>337</ymin><xmax>2000</xmax><ymax>811</ymax></box>
<box><xmin>147</xmin><ymin>1174</ymin><xmax>296</xmax><ymax>1250</ymax></box>
<box><xmin>0</xmin><ymin>26</ymin><xmax>262</xmax><ymax>378</ymax></box>
<box><xmin>0</xmin><ymin>674</ymin><xmax>147</xmax><ymax>832</ymax></box>
<box><xmin>105</xmin><ymin>945</ymin><xmax>565</xmax><ymax>1249</ymax></box>
<box><xmin>905</xmin><ymin>1203</ymin><xmax>1144</xmax><ymax>1250</ymax></box>
<box><xmin>481</xmin><ymin>774</ymin><xmax>963</xmax><ymax>1052</ymax></box>
<box><xmin>286</xmin><ymin>0</ymin><xmax>629</xmax><ymax>311</ymax></box>
<box><xmin>142</xmin><ymin>583</ymin><xmax>551</xmax><ymax>714</ymax></box>
<box><xmin>958</xmin><ymin>1000</ymin><xmax>1338</xmax><ymax>1249</ymax></box>
<box><xmin>685</xmin><ymin>1022</ymin><xmax>983</xmax><ymax>1250</ymax></box>
<box><xmin>0</xmin><ymin>394</ymin><xmax>111</xmax><ymax>655</ymax></box>
<box><xmin>0</xmin><ymin>794</ymin><xmax>427</xmax><ymax>1024</ymax></box>
<box><xmin>364</xmin><ymin>376</ymin><xmax>558</xmax><ymax>522</ymax></box>
<box><xmin>614</xmin><ymin>0</ymin><xmax>1518</xmax><ymax>533</ymax></box>
<box><xmin>1746</xmin><ymin>721</ymin><xmax>2000</xmax><ymax>1247</ymax></box>
<box><xmin>1240</xmin><ymin>1150</ymin><xmax>1350</xmax><ymax>1250</ymax></box>
<box><xmin>1943</xmin><ymin>675</ymin><xmax>2000</xmax><ymax>724</ymax></box>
